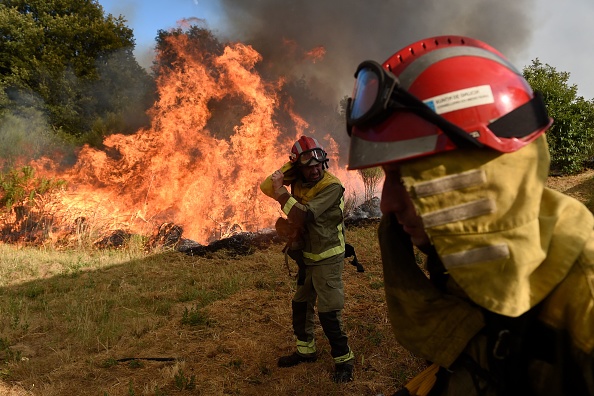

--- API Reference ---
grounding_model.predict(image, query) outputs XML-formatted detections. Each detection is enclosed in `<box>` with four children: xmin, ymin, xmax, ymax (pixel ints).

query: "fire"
<box><xmin>304</xmin><ymin>46</ymin><xmax>326</xmax><ymax>63</ymax></box>
<box><xmin>25</xmin><ymin>32</ymin><xmax>363</xmax><ymax>245</ymax></box>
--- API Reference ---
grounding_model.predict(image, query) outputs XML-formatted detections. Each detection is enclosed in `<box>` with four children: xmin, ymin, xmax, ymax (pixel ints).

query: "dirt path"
<box><xmin>547</xmin><ymin>169</ymin><xmax>594</xmax><ymax>204</ymax></box>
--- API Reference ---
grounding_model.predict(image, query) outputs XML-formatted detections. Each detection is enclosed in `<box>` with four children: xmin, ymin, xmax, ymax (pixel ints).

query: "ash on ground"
<box><xmin>345</xmin><ymin>197</ymin><xmax>381</xmax><ymax>225</ymax></box>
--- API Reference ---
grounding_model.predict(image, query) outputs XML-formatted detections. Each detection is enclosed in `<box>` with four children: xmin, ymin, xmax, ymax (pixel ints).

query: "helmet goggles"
<box><xmin>298</xmin><ymin>148</ymin><xmax>327</xmax><ymax>166</ymax></box>
<box><xmin>346</xmin><ymin>60</ymin><xmax>483</xmax><ymax>149</ymax></box>
<box><xmin>346</xmin><ymin>36</ymin><xmax>554</xmax><ymax>170</ymax></box>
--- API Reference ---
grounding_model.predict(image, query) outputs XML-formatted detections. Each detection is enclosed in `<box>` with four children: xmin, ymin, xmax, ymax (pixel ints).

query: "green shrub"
<box><xmin>0</xmin><ymin>166</ymin><xmax>66</xmax><ymax>209</ymax></box>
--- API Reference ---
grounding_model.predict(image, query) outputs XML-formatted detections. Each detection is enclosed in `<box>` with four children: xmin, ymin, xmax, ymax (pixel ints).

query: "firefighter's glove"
<box><xmin>274</xmin><ymin>217</ymin><xmax>292</xmax><ymax>238</ymax></box>
<box><xmin>275</xmin><ymin>217</ymin><xmax>294</xmax><ymax>239</ymax></box>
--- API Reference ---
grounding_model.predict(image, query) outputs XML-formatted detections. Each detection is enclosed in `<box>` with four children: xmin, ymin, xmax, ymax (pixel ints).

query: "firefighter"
<box><xmin>260</xmin><ymin>135</ymin><xmax>355</xmax><ymax>383</ymax></box>
<box><xmin>346</xmin><ymin>36</ymin><xmax>594</xmax><ymax>395</ymax></box>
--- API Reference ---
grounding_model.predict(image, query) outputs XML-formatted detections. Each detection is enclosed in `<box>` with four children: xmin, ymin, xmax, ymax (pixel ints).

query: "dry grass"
<box><xmin>1</xmin><ymin>170</ymin><xmax>593</xmax><ymax>395</ymax></box>
<box><xmin>0</xmin><ymin>223</ymin><xmax>424</xmax><ymax>396</ymax></box>
<box><xmin>546</xmin><ymin>169</ymin><xmax>594</xmax><ymax>209</ymax></box>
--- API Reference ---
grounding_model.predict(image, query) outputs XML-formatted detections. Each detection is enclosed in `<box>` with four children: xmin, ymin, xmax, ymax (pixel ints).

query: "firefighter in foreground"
<box><xmin>260</xmin><ymin>135</ymin><xmax>355</xmax><ymax>383</ymax></box>
<box><xmin>346</xmin><ymin>36</ymin><xmax>594</xmax><ymax>395</ymax></box>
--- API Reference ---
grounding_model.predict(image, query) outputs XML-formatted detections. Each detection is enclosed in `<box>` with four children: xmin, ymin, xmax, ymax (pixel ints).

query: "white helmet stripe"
<box><xmin>295</xmin><ymin>137</ymin><xmax>323</xmax><ymax>155</ymax></box>
<box><xmin>399</xmin><ymin>46</ymin><xmax>520</xmax><ymax>89</ymax></box>
<box><xmin>311</xmin><ymin>137</ymin><xmax>321</xmax><ymax>149</ymax></box>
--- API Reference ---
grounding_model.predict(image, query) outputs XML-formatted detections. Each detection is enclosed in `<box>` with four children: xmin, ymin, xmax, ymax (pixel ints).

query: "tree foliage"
<box><xmin>523</xmin><ymin>59</ymin><xmax>594</xmax><ymax>174</ymax></box>
<box><xmin>0</xmin><ymin>0</ymin><xmax>155</xmax><ymax>145</ymax></box>
<box><xmin>152</xmin><ymin>26</ymin><xmax>224</xmax><ymax>78</ymax></box>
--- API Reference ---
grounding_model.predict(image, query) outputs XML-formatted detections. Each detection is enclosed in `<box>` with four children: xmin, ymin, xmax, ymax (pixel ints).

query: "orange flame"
<box><xmin>30</xmin><ymin>34</ymin><xmax>363</xmax><ymax>244</ymax></box>
<box><xmin>304</xmin><ymin>46</ymin><xmax>326</xmax><ymax>63</ymax></box>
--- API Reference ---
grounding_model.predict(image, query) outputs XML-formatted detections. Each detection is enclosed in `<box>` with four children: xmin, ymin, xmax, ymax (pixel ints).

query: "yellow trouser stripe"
<box><xmin>296</xmin><ymin>339</ymin><xmax>316</xmax><ymax>355</ymax></box>
<box><xmin>333</xmin><ymin>348</ymin><xmax>355</xmax><ymax>364</ymax></box>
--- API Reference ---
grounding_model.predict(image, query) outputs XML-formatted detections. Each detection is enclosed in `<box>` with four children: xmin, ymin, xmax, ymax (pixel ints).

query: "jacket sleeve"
<box><xmin>379</xmin><ymin>213</ymin><xmax>485</xmax><ymax>368</ymax></box>
<box><xmin>260</xmin><ymin>161</ymin><xmax>297</xmax><ymax>198</ymax></box>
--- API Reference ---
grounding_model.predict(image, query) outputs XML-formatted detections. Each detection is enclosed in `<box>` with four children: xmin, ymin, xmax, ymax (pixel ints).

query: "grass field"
<box><xmin>0</xmin><ymin>170</ymin><xmax>593</xmax><ymax>395</ymax></box>
<box><xmin>0</xmin><ymin>221</ymin><xmax>428</xmax><ymax>396</ymax></box>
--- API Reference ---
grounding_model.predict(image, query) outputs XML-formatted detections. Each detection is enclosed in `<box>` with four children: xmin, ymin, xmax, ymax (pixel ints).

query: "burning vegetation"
<box><xmin>0</xmin><ymin>27</ymin><xmax>363</xmax><ymax>249</ymax></box>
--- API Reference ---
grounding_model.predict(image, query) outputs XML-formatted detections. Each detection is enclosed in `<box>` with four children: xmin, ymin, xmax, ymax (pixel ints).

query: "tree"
<box><xmin>152</xmin><ymin>26</ymin><xmax>224</xmax><ymax>78</ymax></box>
<box><xmin>523</xmin><ymin>59</ymin><xmax>594</xmax><ymax>174</ymax></box>
<box><xmin>0</xmin><ymin>0</ymin><xmax>155</xmax><ymax>144</ymax></box>
<box><xmin>358</xmin><ymin>167</ymin><xmax>383</xmax><ymax>203</ymax></box>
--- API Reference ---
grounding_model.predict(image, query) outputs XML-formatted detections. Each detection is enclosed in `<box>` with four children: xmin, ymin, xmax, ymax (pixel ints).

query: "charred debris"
<box><xmin>147</xmin><ymin>216</ymin><xmax>379</xmax><ymax>259</ymax></box>
<box><xmin>0</xmin><ymin>200</ymin><xmax>381</xmax><ymax>259</ymax></box>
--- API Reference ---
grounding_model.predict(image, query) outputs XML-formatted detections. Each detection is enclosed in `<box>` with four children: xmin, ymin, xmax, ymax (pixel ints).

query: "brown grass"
<box><xmin>1</xmin><ymin>170</ymin><xmax>593</xmax><ymax>395</ymax></box>
<box><xmin>0</xmin><ymin>224</ymin><xmax>424</xmax><ymax>395</ymax></box>
<box><xmin>546</xmin><ymin>169</ymin><xmax>594</xmax><ymax>209</ymax></box>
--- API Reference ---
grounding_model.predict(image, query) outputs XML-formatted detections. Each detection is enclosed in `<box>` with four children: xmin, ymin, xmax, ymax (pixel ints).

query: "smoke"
<box><xmin>0</xmin><ymin>89</ymin><xmax>63</xmax><ymax>170</ymax></box>
<box><xmin>215</xmin><ymin>0</ymin><xmax>537</xmax><ymax>105</ymax></box>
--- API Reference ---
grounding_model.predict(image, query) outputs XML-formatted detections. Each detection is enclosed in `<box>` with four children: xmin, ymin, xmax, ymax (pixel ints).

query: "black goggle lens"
<box><xmin>350</xmin><ymin>67</ymin><xmax>380</xmax><ymax>121</ymax></box>
<box><xmin>347</xmin><ymin>61</ymin><xmax>399</xmax><ymax>135</ymax></box>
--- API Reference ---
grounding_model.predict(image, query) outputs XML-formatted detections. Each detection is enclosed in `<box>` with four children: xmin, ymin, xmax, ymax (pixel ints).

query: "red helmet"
<box><xmin>346</xmin><ymin>36</ymin><xmax>553</xmax><ymax>169</ymax></box>
<box><xmin>290</xmin><ymin>135</ymin><xmax>328</xmax><ymax>167</ymax></box>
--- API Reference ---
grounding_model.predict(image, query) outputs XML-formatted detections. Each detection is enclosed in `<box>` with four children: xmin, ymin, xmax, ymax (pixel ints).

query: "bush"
<box><xmin>523</xmin><ymin>59</ymin><xmax>594</xmax><ymax>174</ymax></box>
<box><xmin>357</xmin><ymin>167</ymin><xmax>383</xmax><ymax>203</ymax></box>
<box><xmin>0</xmin><ymin>166</ymin><xmax>66</xmax><ymax>209</ymax></box>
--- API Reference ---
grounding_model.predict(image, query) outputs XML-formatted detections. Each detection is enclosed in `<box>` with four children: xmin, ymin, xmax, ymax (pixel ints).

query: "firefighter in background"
<box><xmin>346</xmin><ymin>36</ymin><xmax>594</xmax><ymax>395</ymax></box>
<box><xmin>260</xmin><ymin>135</ymin><xmax>355</xmax><ymax>383</ymax></box>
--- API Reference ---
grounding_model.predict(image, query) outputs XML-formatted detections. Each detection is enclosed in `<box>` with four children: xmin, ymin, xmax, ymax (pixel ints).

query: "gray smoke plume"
<box><xmin>215</xmin><ymin>0</ymin><xmax>536</xmax><ymax>105</ymax></box>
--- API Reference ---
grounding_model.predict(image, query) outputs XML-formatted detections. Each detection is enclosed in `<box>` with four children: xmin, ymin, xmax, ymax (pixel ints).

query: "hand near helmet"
<box><xmin>260</xmin><ymin>161</ymin><xmax>296</xmax><ymax>199</ymax></box>
<box><xmin>260</xmin><ymin>135</ymin><xmax>329</xmax><ymax>199</ymax></box>
<box><xmin>271</xmin><ymin>170</ymin><xmax>285</xmax><ymax>193</ymax></box>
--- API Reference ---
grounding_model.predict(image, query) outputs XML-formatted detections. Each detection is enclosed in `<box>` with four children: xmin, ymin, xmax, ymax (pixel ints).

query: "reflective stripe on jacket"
<box><xmin>290</xmin><ymin>171</ymin><xmax>345</xmax><ymax>263</ymax></box>
<box><xmin>260</xmin><ymin>167</ymin><xmax>345</xmax><ymax>264</ymax></box>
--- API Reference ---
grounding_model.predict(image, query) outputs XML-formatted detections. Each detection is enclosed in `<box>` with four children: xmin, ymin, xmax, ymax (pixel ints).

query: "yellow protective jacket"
<box><xmin>381</xmin><ymin>136</ymin><xmax>594</xmax><ymax>395</ymax></box>
<box><xmin>261</xmin><ymin>162</ymin><xmax>346</xmax><ymax>264</ymax></box>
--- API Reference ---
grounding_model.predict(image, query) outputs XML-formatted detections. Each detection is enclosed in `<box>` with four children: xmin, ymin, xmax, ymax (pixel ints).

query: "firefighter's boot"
<box><xmin>277</xmin><ymin>351</ymin><xmax>317</xmax><ymax>367</ymax></box>
<box><xmin>333</xmin><ymin>361</ymin><xmax>354</xmax><ymax>383</ymax></box>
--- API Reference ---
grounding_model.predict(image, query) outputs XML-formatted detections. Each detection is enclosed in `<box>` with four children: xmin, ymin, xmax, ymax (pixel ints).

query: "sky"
<box><xmin>96</xmin><ymin>0</ymin><xmax>594</xmax><ymax>103</ymax></box>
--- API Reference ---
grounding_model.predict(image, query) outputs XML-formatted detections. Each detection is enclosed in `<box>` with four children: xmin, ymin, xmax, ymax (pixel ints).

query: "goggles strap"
<box><xmin>391</xmin><ymin>88</ymin><xmax>485</xmax><ymax>149</ymax></box>
<box><xmin>488</xmin><ymin>92</ymin><xmax>549</xmax><ymax>138</ymax></box>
